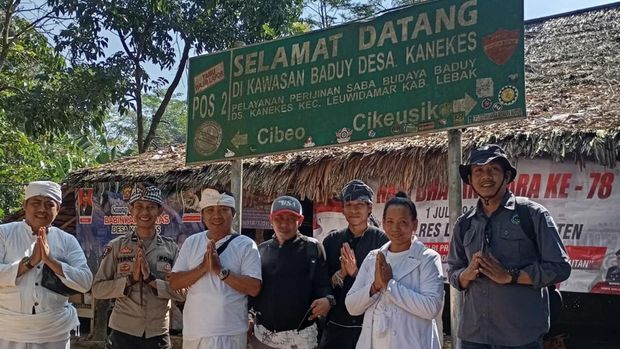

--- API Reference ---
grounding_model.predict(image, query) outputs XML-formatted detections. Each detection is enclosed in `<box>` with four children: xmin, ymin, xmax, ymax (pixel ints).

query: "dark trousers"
<box><xmin>106</xmin><ymin>329</ymin><xmax>171</xmax><ymax>349</ymax></box>
<box><xmin>461</xmin><ymin>340</ymin><xmax>542</xmax><ymax>349</ymax></box>
<box><xmin>318</xmin><ymin>322</ymin><xmax>362</xmax><ymax>349</ymax></box>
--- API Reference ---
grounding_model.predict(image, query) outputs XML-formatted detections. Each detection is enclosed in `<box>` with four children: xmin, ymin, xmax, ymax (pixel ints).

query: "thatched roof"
<box><xmin>65</xmin><ymin>4</ymin><xmax>620</xmax><ymax>203</ymax></box>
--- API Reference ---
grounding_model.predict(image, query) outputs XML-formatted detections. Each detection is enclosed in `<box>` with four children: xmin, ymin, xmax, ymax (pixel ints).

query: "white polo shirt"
<box><xmin>172</xmin><ymin>231</ymin><xmax>261</xmax><ymax>339</ymax></box>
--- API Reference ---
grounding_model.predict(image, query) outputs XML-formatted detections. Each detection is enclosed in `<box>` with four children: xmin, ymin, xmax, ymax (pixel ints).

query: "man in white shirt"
<box><xmin>169</xmin><ymin>188</ymin><xmax>262</xmax><ymax>349</ymax></box>
<box><xmin>0</xmin><ymin>181</ymin><xmax>93</xmax><ymax>349</ymax></box>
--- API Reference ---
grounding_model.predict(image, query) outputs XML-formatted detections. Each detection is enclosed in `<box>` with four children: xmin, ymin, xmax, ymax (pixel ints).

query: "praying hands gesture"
<box><xmin>132</xmin><ymin>242</ymin><xmax>151</xmax><ymax>282</ymax></box>
<box><xmin>371</xmin><ymin>252</ymin><xmax>392</xmax><ymax>295</ymax></box>
<box><xmin>30</xmin><ymin>227</ymin><xmax>53</xmax><ymax>265</ymax></box>
<box><xmin>339</xmin><ymin>242</ymin><xmax>358</xmax><ymax>277</ymax></box>
<box><xmin>28</xmin><ymin>226</ymin><xmax>64</xmax><ymax>276</ymax></box>
<box><xmin>201</xmin><ymin>240</ymin><xmax>222</xmax><ymax>275</ymax></box>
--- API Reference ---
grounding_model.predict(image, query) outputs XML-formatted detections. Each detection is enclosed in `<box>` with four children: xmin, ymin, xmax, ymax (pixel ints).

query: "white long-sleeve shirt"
<box><xmin>0</xmin><ymin>221</ymin><xmax>93</xmax><ymax>344</ymax></box>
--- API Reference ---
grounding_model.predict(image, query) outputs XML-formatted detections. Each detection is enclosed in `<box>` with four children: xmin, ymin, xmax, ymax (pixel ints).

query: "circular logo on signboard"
<box><xmin>194</xmin><ymin>120</ymin><xmax>222</xmax><ymax>156</ymax></box>
<box><xmin>482</xmin><ymin>98</ymin><xmax>493</xmax><ymax>109</ymax></box>
<box><xmin>499</xmin><ymin>85</ymin><xmax>518</xmax><ymax>105</ymax></box>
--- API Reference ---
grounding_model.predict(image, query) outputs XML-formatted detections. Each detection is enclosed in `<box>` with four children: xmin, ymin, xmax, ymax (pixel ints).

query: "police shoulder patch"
<box><xmin>102</xmin><ymin>245</ymin><xmax>113</xmax><ymax>259</ymax></box>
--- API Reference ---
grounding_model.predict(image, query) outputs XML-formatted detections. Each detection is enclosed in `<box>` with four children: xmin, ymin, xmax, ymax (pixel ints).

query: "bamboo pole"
<box><xmin>448</xmin><ymin>129</ymin><xmax>463</xmax><ymax>348</ymax></box>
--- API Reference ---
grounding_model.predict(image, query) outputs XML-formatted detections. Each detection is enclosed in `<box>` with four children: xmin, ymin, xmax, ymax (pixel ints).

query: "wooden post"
<box><xmin>448</xmin><ymin>129</ymin><xmax>463</xmax><ymax>348</ymax></box>
<box><xmin>231</xmin><ymin>159</ymin><xmax>243</xmax><ymax>232</ymax></box>
<box><xmin>230</xmin><ymin>40</ymin><xmax>246</xmax><ymax>234</ymax></box>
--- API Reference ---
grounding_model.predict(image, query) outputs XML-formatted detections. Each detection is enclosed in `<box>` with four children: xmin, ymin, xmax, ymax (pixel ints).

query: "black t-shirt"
<box><xmin>322</xmin><ymin>226</ymin><xmax>388</xmax><ymax>326</ymax></box>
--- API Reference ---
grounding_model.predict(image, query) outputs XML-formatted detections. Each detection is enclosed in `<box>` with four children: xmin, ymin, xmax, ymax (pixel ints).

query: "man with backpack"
<box><xmin>447</xmin><ymin>144</ymin><xmax>571</xmax><ymax>349</ymax></box>
<box><xmin>249</xmin><ymin>196</ymin><xmax>333</xmax><ymax>349</ymax></box>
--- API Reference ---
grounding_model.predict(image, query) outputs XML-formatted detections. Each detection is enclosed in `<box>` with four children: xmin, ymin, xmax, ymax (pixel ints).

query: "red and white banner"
<box><xmin>313</xmin><ymin>159</ymin><xmax>620</xmax><ymax>295</ymax></box>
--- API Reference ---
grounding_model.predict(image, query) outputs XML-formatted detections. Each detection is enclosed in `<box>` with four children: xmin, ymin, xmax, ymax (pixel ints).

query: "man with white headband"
<box><xmin>0</xmin><ymin>181</ymin><xmax>93</xmax><ymax>349</ymax></box>
<box><xmin>92</xmin><ymin>184</ymin><xmax>184</xmax><ymax>349</ymax></box>
<box><xmin>169</xmin><ymin>188</ymin><xmax>262</xmax><ymax>349</ymax></box>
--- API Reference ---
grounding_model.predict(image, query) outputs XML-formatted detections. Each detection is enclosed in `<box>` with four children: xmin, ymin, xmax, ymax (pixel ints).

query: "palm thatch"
<box><xmin>65</xmin><ymin>4</ymin><xmax>620</xmax><ymax>204</ymax></box>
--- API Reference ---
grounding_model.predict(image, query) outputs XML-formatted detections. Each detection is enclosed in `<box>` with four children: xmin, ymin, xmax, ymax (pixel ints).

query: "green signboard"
<box><xmin>187</xmin><ymin>0</ymin><xmax>525</xmax><ymax>163</ymax></box>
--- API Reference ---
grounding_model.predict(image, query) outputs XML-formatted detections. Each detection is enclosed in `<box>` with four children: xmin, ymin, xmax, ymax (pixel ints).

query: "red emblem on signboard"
<box><xmin>483</xmin><ymin>29</ymin><xmax>520</xmax><ymax>65</ymax></box>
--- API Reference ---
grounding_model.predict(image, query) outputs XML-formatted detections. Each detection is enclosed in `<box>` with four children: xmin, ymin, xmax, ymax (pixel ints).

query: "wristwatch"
<box><xmin>326</xmin><ymin>294</ymin><xmax>336</xmax><ymax>307</ymax></box>
<box><xmin>21</xmin><ymin>257</ymin><xmax>34</xmax><ymax>269</ymax></box>
<box><xmin>508</xmin><ymin>268</ymin><xmax>520</xmax><ymax>284</ymax></box>
<box><xmin>218</xmin><ymin>268</ymin><xmax>230</xmax><ymax>280</ymax></box>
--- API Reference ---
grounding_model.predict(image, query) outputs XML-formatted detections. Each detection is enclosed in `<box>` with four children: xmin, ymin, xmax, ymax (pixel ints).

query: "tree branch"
<box><xmin>117</xmin><ymin>30</ymin><xmax>136</xmax><ymax>61</ymax></box>
<box><xmin>142</xmin><ymin>39</ymin><xmax>191</xmax><ymax>152</ymax></box>
<box><xmin>10</xmin><ymin>9</ymin><xmax>57</xmax><ymax>41</ymax></box>
<box><xmin>0</xmin><ymin>0</ymin><xmax>19</xmax><ymax>71</ymax></box>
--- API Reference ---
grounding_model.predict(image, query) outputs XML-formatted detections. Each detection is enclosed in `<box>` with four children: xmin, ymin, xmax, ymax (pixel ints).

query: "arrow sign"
<box><xmin>453</xmin><ymin>93</ymin><xmax>477</xmax><ymax>116</ymax></box>
<box><xmin>231</xmin><ymin>131</ymin><xmax>248</xmax><ymax>149</ymax></box>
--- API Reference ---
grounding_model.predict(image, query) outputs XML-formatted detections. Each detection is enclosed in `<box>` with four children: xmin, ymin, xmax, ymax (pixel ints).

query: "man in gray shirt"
<box><xmin>447</xmin><ymin>144</ymin><xmax>571</xmax><ymax>349</ymax></box>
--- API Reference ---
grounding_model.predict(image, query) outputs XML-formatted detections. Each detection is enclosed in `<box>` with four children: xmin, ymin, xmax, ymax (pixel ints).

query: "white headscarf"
<box><xmin>25</xmin><ymin>181</ymin><xmax>62</xmax><ymax>204</ymax></box>
<box><xmin>199</xmin><ymin>188</ymin><xmax>236</xmax><ymax>210</ymax></box>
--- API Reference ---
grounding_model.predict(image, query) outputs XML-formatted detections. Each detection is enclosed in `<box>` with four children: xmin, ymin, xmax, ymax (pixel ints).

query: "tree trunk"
<box><xmin>142</xmin><ymin>40</ymin><xmax>191</xmax><ymax>152</ymax></box>
<box><xmin>135</xmin><ymin>66</ymin><xmax>145</xmax><ymax>153</ymax></box>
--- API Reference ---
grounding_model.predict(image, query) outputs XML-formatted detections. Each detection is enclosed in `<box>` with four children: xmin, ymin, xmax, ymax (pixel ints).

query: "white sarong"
<box><xmin>0</xmin><ymin>304</ymin><xmax>78</xmax><ymax>343</ymax></box>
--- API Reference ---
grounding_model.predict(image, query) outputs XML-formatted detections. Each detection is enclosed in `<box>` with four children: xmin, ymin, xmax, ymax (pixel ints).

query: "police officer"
<box><xmin>92</xmin><ymin>185</ymin><xmax>184</xmax><ymax>349</ymax></box>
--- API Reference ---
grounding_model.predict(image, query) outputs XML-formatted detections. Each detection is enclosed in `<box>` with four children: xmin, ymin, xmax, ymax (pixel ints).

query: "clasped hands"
<box><xmin>200</xmin><ymin>240</ymin><xmax>222</xmax><ymax>276</ymax></box>
<box><xmin>370</xmin><ymin>252</ymin><xmax>392</xmax><ymax>295</ymax></box>
<box><xmin>338</xmin><ymin>242</ymin><xmax>358</xmax><ymax>278</ymax></box>
<box><xmin>461</xmin><ymin>252</ymin><xmax>513</xmax><ymax>285</ymax></box>
<box><xmin>29</xmin><ymin>226</ymin><xmax>53</xmax><ymax>266</ymax></box>
<box><xmin>131</xmin><ymin>242</ymin><xmax>154</xmax><ymax>284</ymax></box>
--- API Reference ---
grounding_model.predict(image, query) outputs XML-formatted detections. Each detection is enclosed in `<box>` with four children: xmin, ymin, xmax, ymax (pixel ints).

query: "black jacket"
<box><xmin>251</xmin><ymin>233</ymin><xmax>332</xmax><ymax>332</ymax></box>
<box><xmin>322</xmin><ymin>226</ymin><xmax>388</xmax><ymax>326</ymax></box>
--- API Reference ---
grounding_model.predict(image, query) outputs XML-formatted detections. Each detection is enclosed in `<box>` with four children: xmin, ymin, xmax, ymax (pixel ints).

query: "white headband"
<box><xmin>199</xmin><ymin>188</ymin><xmax>236</xmax><ymax>210</ymax></box>
<box><xmin>25</xmin><ymin>181</ymin><xmax>62</xmax><ymax>204</ymax></box>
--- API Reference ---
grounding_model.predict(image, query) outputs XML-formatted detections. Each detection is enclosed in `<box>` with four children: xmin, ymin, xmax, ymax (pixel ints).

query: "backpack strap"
<box><xmin>458</xmin><ymin>207</ymin><xmax>476</xmax><ymax>241</ymax></box>
<box><xmin>459</xmin><ymin>197</ymin><xmax>539</xmax><ymax>257</ymax></box>
<box><xmin>216</xmin><ymin>234</ymin><xmax>240</xmax><ymax>255</ymax></box>
<box><xmin>514</xmin><ymin>197</ymin><xmax>539</xmax><ymax>257</ymax></box>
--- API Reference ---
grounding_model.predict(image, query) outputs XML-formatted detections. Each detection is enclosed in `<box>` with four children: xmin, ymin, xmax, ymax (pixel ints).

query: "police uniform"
<box><xmin>92</xmin><ymin>232</ymin><xmax>184</xmax><ymax>342</ymax></box>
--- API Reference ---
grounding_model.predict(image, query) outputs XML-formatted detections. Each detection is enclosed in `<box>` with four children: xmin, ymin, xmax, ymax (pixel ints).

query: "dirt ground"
<box><xmin>72</xmin><ymin>334</ymin><xmax>620</xmax><ymax>349</ymax></box>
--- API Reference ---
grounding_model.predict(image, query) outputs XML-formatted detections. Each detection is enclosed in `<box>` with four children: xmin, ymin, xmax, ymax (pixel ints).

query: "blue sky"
<box><xmin>159</xmin><ymin>0</ymin><xmax>620</xmax><ymax>96</ymax></box>
<box><xmin>524</xmin><ymin>0</ymin><xmax>617</xmax><ymax>19</ymax></box>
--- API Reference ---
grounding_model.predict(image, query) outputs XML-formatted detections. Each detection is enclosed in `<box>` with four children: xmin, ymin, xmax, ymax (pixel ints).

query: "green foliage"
<box><xmin>303</xmin><ymin>0</ymin><xmax>386</xmax><ymax>29</ymax></box>
<box><xmin>0</xmin><ymin>14</ymin><xmax>117</xmax><ymax>138</ymax></box>
<box><xmin>102</xmin><ymin>90</ymin><xmax>187</xmax><ymax>153</ymax></box>
<box><xmin>0</xmin><ymin>116</ymin><xmax>96</xmax><ymax>217</ymax></box>
<box><xmin>0</xmin><ymin>2</ymin><xmax>119</xmax><ymax>217</ymax></box>
<box><xmin>50</xmin><ymin>0</ymin><xmax>303</xmax><ymax>152</ymax></box>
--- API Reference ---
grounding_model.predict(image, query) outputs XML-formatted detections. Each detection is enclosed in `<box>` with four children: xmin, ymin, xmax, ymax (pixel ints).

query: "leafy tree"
<box><xmin>1</xmin><ymin>4</ymin><xmax>118</xmax><ymax>138</ymax></box>
<box><xmin>303</xmin><ymin>0</ymin><xmax>385</xmax><ymax>29</ymax></box>
<box><xmin>95</xmin><ymin>90</ymin><xmax>187</xmax><ymax>157</ymax></box>
<box><xmin>302</xmin><ymin>0</ymin><xmax>430</xmax><ymax>30</ymax></box>
<box><xmin>0</xmin><ymin>0</ymin><xmax>63</xmax><ymax>73</ymax></box>
<box><xmin>0</xmin><ymin>115</ymin><xmax>95</xmax><ymax>217</ymax></box>
<box><xmin>51</xmin><ymin>0</ymin><xmax>303</xmax><ymax>153</ymax></box>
